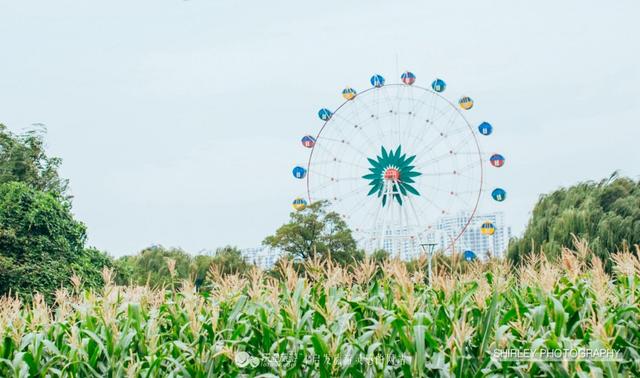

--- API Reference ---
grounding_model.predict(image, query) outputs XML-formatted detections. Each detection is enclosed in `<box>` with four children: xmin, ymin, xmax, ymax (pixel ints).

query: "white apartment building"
<box><xmin>240</xmin><ymin>246</ymin><xmax>282</xmax><ymax>269</ymax></box>
<box><xmin>435</xmin><ymin>212</ymin><xmax>511</xmax><ymax>259</ymax></box>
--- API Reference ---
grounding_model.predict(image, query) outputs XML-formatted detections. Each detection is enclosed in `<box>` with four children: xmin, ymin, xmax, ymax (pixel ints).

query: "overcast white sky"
<box><xmin>1</xmin><ymin>1</ymin><xmax>638</xmax><ymax>257</ymax></box>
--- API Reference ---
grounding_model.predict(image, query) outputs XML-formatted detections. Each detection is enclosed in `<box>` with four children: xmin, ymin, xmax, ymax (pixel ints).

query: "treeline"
<box><xmin>113</xmin><ymin>245</ymin><xmax>250</xmax><ymax>288</ymax></box>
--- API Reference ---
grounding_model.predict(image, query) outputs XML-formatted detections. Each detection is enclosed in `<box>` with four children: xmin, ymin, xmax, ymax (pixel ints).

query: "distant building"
<box><xmin>240</xmin><ymin>246</ymin><xmax>282</xmax><ymax>269</ymax></box>
<box><xmin>361</xmin><ymin>225</ymin><xmax>422</xmax><ymax>261</ymax></box>
<box><xmin>361</xmin><ymin>211</ymin><xmax>511</xmax><ymax>260</ymax></box>
<box><xmin>435</xmin><ymin>212</ymin><xmax>511</xmax><ymax>259</ymax></box>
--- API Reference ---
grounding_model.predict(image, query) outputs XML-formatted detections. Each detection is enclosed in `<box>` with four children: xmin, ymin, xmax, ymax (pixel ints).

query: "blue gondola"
<box><xmin>431</xmin><ymin>78</ymin><xmax>446</xmax><ymax>92</ymax></box>
<box><xmin>370</xmin><ymin>74</ymin><xmax>385</xmax><ymax>88</ymax></box>
<box><xmin>478</xmin><ymin>122</ymin><xmax>493</xmax><ymax>136</ymax></box>
<box><xmin>492</xmin><ymin>188</ymin><xmax>506</xmax><ymax>202</ymax></box>
<box><xmin>292</xmin><ymin>166</ymin><xmax>307</xmax><ymax>179</ymax></box>
<box><xmin>318</xmin><ymin>108</ymin><xmax>333</xmax><ymax>121</ymax></box>
<box><xmin>463</xmin><ymin>250</ymin><xmax>477</xmax><ymax>262</ymax></box>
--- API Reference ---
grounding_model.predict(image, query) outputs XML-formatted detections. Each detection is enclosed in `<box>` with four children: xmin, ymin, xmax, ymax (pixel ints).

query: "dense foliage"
<box><xmin>508</xmin><ymin>174</ymin><xmax>640</xmax><ymax>268</ymax></box>
<box><xmin>114</xmin><ymin>245</ymin><xmax>249</xmax><ymax>288</ymax></box>
<box><xmin>263</xmin><ymin>201</ymin><xmax>364</xmax><ymax>266</ymax></box>
<box><xmin>0</xmin><ymin>125</ymin><xmax>111</xmax><ymax>301</ymax></box>
<box><xmin>0</xmin><ymin>182</ymin><xmax>110</xmax><ymax>301</ymax></box>
<box><xmin>113</xmin><ymin>246</ymin><xmax>193</xmax><ymax>287</ymax></box>
<box><xmin>0</xmin><ymin>124</ymin><xmax>70</xmax><ymax>203</ymax></box>
<box><xmin>1</xmin><ymin>243</ymin><xmax>638</xmax><ymax>376</ymax></box>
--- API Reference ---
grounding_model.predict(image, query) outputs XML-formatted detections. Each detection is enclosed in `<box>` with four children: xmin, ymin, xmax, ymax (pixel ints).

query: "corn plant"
<box><xmin>0</xmin><ymin>244</ymin><xmax>639</xmax><ymax>377</ymax></box>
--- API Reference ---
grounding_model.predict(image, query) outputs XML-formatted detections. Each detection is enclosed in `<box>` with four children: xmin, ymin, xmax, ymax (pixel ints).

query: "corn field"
<box><xmin>1</xmin><ymin>244</ymin><xmax>639</xmax><ymax>377</ymax></box>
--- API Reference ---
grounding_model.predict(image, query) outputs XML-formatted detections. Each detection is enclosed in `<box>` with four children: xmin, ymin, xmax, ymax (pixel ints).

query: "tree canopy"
<box><xmin>114</xmin><ymin>245</ymin><xmax>193</xmax><ymax>287</ymax></box>
<box><xmin>508</xmin><ymin>173</ymin><xmax>640</xmax><ymax>268</ymax></box>
<box><xmin>0</xmin><ymin>124</ymin><xmax>70</xmax><ymax>203</ymax></box>
<box><xmin>0</xmin><ymin>182</ymin><xmax>110</xmax><ymax>300</ymax></box>
<box><xmin>208</xmin><ymin>246</ymin><xmax>250</xmax><ymax>276</ymax></box>
<box><xmin>263</xmin><ymin>200</ymin><xmax>363</xmax><ymax>265</ymax></box>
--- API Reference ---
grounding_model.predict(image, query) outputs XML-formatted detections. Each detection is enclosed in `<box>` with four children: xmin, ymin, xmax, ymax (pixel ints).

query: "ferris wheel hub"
<box><xmin>383</xmin><ymin>168</ymin><xmax>400</xmax><ymax>181</ymax></box>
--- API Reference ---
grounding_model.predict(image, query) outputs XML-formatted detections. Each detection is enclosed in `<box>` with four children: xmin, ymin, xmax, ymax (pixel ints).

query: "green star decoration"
<box><xmin>362</xmin><ymin>146</ymin><xmax>422</xmax><ymax>206</ymax></box>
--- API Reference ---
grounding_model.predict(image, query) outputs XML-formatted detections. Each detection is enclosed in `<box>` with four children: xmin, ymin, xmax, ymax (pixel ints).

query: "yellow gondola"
<box><xmin>292</xmin><ymin>198</ymin><xmax>307</xmax><ymax>211</ymax></box>
<box><xmin>342</xmin><ymin>87</ymin><xmax>357</xmax><ymax>100</ymax></box>
<box><xmin>480</xmin><ymin>221</ymin><xmax>495</xmax><ymax>236</ymax></box>
<box><xmin>459</xmin><ymin>96</ymin><xmax>474</xmax><ymax>110</ymax></box>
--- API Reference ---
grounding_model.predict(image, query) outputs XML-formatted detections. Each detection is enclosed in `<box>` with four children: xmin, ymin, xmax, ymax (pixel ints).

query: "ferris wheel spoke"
<box><xmin>420</xmin><ymin>182</ymin><xmax>457</xmax><ymax>195</ymax></box>
<box><xmin>420</xmin><ymin>171</ymin><xmax>457</xmax><ymax>177</ymax></box>
<box><xmin>378</xmin><ymin>87</ymin><xmax>401</xmax><ymax>144</ymax></box>
<box><xmin>414</xmin><ymin>136</ymin><xmax>475</xmax><ymax>169</ymax></box>
<box><xmin>341</xmin><ymin>194</ymin><xmax>378</xmax><ymax>224</ymax></box>
<box><xmin>394</xmin><ymin>87</ymin><xmax>406</xmax><ymax>146</ymax></box>
<box><xmin>335</xmin><ymin>186</ymin><xmax>370</xmax><ymax>203</ymax></box>
<box><xmin>403</xmin><ymin>95</ymin><xmax>432</xmax><ymax>151</ymax></box>
<box><xmin>317</xmin><ymin>136</ymin><xmax>374</xmax><ymax>163</ymax></box>
<box><xmin>441</xmin><ymin>126</ymin><xmax>472</xmax><ymax>138</ymax></box>
<box><xmin>411</xmin><ymin>116</ymin><xmax>460</xmax><ymax>159</ymax></box>
<box><xmin>335</xmin><ymin>108</ymin><xmax>384</xmax><ymax>155</ymax></box>
<box><xmin>311</xmin><ymin>139</ymin><xmax>370</xmax><ymax>171</ymax></box>
<box><xmin>414</xmin><ymin>150</ymin><xmax>459</xmax><ymax>169</ymax></box>
<box><xmin>454</xmin><ymin>170</ymin><xmax>482</xmax><ymax>182</ymax></box>
<box><xmin>429</xmin><ymin>103</ymin><xmax>456</xmax><ymax>125</ymax></box>
<box><xmin>451</xmin><ymin>192</ymin><xmax>475</xmax><ymax>210</ymax></box>
<box><xmin>412</xmin><ymin>134</ymin><xmax>448</xmax><ymax>161</ymax></box>
<box><xmin>418</xmin><ymin>164</ymin><xmax>480</xmax><ymax>180</ymax></box>
<box><xmin>332</xmin><ymin>112</ymin><xmax>376</xmax><ymax>152</ymax></box>
<box><xmin>349</xmin><ymin>108</ymin><xmax>386</xmax><ymax>144</ymax></box>
<box><xmin>425</xmin><ymin>87</ymin><xmax>441</xmax><ymax>125</ymax></box>
<box><xmin>308</xmin><ymin>170</ymin><xmax>365</xmax><ymax>183</ymax></box>
<box><xmin>311</xmin><ymin>158</ymin><xmax>369</xmax><ymax>171</ymax></box>
<box><xmin>351</xmin><ymin>95</ymin><xmax>378</xmax><ymax>118</ymax></box>
<box><xmin>414</xmin><ymin>191</ymin><xmax>449</xmax><ymax>216</ymax></box>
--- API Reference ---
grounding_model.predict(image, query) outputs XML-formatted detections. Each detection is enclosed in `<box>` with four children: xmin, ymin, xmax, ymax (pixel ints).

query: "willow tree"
<box><xmin>508</xmin><ymin>173</ymin><xmax>640</xmax><ymax>269</ymax></box>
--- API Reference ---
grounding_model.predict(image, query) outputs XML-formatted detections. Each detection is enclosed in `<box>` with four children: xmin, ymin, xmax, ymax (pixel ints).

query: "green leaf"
<box><xmin>404</xmin><ymin>184</ymin><xmax>420</xmax><ymax>196</ymax></box>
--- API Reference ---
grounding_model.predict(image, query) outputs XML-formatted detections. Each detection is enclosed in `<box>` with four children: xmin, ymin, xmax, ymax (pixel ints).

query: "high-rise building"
<box><xmin>240</xmin><ymin>246</ymin><xmax>282</xmax><ymax>269</ymax></box>
<box><xmin>434</xmin><ymin>212</ymin><xmax>511</xmax><ymax>259</ymax></box>
<box><xmin>360</xmin><ymin>211</ymin><xmax>511</xmax><ymax>260</ymax></box>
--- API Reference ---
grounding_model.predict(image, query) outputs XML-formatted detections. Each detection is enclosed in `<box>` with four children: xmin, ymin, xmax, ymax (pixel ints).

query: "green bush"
<box><xmin>0</xmin><ymin>182</ymin><xmax>110</xmax><ymax>301</ymax></box>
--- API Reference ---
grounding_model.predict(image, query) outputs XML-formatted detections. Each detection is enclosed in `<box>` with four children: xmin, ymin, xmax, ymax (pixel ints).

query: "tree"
<box><xmin>0</xmin><ymin>182</ymin><xmax>110</xmax><ymax>301</ymax></box>
<box><xmin>508</xmin><ymin>173</ymin><xmax>640</xmax><ymax>269</ymax></box>
<box><xmin>263</xmin><ymin>201</ymin><xmax>363</xmax><ymax>265</ymax></box>
<box><xmin>371</xmin><ymin>249</ymin><xmax>390</xmax><ymax>263</ymax></box>
<box><xmin>0</xmin><ymin>124</ymin><xmax>70</xmax><ymax>203</ymax></box>
<box><xmin>113</xmin><ymin>245</ymin><xmax>192</xmax><ymax>287</ymax></box>
<box><xmin>209</xmin><ymin>246</ymin><xmax>250</xmax><ymax>276</ymax></box>
<box><xmin>192</xmin><ymin>254</ymin><xmax>215</xmax><ymax>287</ymax></box>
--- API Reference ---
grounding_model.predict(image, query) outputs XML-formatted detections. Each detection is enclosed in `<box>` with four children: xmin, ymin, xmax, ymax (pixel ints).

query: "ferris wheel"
<box><xmin>292</xmin><ymin>71</ymin><xmax>506</xmax><ymax>257</ymax></box>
